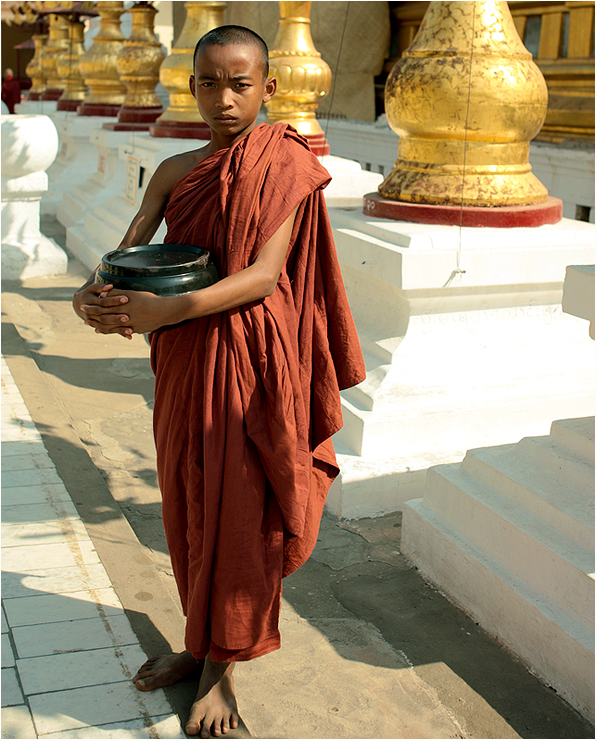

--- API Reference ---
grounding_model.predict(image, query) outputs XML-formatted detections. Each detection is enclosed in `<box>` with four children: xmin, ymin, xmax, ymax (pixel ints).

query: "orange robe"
<box><xmin>150</xmin><ymin>123</ymin><xmax>365</xmax><ymax>662</ymax></box>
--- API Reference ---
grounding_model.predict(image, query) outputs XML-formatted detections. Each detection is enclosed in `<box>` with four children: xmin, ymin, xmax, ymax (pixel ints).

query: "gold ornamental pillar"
<box><xmin>150</xmin><ymin>1</ymin><xmax>226</xmax><ymax>139</ymax></box>
<box><xmin>78</xmin><ymin>1</ymin><xmax>127</xmax><ymax>117</ymax></box>
<box><xmin>104</xmin><ymin>2</ymin><xmax>167</xmax><ymax>130</ymax></box>
<box><xmin>265</xmin><ymin>1</ymin><xmax>331</xmax><ymax>155</ymax></box>
<box><xmin>364</xmin><ymin>1</ymin><xmax>563</xmax><ymax>227</ymax></box>
<box><xmin>56</xmin><ymin>19</ymin><xmax>88</xmax><ymax>111</ymax></box>
<box><xmin>26</xmin><ymin>34</ymin><xmax>49</xmax><ymax>101</ymax></box>
<box><xmin>41</xmin><ymin>12</ymin><xmax>70</xmax><ymax>100</ymax></box>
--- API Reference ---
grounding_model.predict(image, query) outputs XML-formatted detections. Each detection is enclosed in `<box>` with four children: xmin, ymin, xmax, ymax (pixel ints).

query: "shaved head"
<box><xmin>193</xmin><ymin>25</ymin><xmax>269</xmax><ymax>80</ymax></box>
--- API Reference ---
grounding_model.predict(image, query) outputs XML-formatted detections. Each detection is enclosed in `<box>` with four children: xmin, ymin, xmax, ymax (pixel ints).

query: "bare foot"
<box><xmin>185</xmin><ymin>655</ymin><xmax>239</xmax><ymax>738</ymax></box>
<box><xmin>133</xmin><ymin>650</ymin><xmax>201</xmax><ymax>691</ymax></box>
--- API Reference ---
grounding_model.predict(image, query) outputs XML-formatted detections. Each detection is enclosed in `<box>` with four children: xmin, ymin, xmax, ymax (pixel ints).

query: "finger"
<box><xmin>88</xmin><ymin>282</ymin><xmax>114</xmax><ymax>295</ymax></box>
<box><xmin>81</xmin><ymin>296</ymin><xmax>128</xmax><ymax>311</ymax></box>
<box><xmin>94</xmin><ymin>324</ymin><xmax>133</xmax><ymax>337</ymax></box>
<box><xmin>84</xmin><ymin>312</ymin><xmax>130</xmax><ymax>324</ymax></box>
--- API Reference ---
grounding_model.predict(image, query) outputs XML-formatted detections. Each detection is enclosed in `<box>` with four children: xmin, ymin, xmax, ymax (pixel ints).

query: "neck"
<box><xmin>208</xmin><ymin>121</ymin><xmax>259</xmax><ymax>153</ymax></box>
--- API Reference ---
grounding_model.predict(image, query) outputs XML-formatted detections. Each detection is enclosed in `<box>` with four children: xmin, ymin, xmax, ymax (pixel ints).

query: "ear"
<box><xmin>189</xmin><ymin>75</ymin><xmax>196</xmax><ymax>97</ymax></box>
<box><xmin>263</xmin><ymin>76</ymin><xmax>277</xmax><ymax>104</ymax></box>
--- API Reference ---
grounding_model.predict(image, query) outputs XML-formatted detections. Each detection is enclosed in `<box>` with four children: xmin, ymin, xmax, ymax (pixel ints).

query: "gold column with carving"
<box><xmin>26</xmin><ymin>33</ymin><xmax>49</xmax><ymax>101</ymax></box>
<box><xmin>364</xmin><ymin>1</ymin><xmax>562</xmax><ymax>227</ymax></box>
<box><xmin>104</xmin><ymin>1</ymin><xmax>167</xmax><ymax>130</ymax></box>
<box><xmin>265</xmin><ymin>1</ymin><xmax>332</xmax><ymax>155</ymax></box>
<box><xmin>78</xmin><ymin>1</ymin><xmax>127</xmax><ymax>117</ymax></box>
<box><xmin>56</xmin><ymin>19</ymin><xmax>88</xmax><ymax>111</ymax></box>
<box><xmin>41</xmin><ymin>11</ymin><xmax>70</xmax><ymax>100</ymax></box>
<box><xmin>150</xmin><ymin>1</ymin><xmax>226</xmax><ymax>139</ymax></box>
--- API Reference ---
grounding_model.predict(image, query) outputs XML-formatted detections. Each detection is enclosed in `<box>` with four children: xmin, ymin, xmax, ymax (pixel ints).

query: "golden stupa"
<box><xmin>265</xmin><ymin>1</ymin><xmax>332</xmax><ymax>155</ymax></box>
<box><xmin>366</xmin><ymin>0</ymin><xmax>560</xmax><ymax>226</ymax></box>
<box><xmin>151</xmin><ymin>1</ymin><xmax>226</xmax><ymax>139</ymax></box>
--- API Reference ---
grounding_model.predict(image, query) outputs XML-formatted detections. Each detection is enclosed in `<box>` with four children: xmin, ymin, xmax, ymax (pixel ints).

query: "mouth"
<box><xmin>215</xmin><ymin>116</ymin><xmax>237</xmax><ymax>124</ymax></box>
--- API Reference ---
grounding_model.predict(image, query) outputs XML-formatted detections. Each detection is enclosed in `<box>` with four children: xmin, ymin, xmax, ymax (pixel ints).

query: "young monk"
<box><xmin>73</xmin><ymin>25</ymin><xmax>365</xmax><ymax>739</ymax></box>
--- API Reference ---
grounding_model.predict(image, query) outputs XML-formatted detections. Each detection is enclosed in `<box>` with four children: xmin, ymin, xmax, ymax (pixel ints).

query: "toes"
<box><xmin>185</xmin><ymin>721</ymin><xmax>200</xmax><ymax>736</ymax></box>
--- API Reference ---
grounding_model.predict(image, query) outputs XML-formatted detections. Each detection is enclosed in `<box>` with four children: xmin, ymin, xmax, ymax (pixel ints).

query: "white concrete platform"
<box><xmin>401</xmin><ymin>416</ymin><xmax>595</xmax><ymax>722</ymax></box>
<box><xmin>43</xmin><ymin>112</ymin><xmax>119</xmax><ymax>216</ymax></box>
<box><xmin>326</xmin><ymin>209</ymin><xmax>595</xmax><ymax>518</ymax></box>
<box><xmin>1</xmin><ymin>356</ymin><xmax>185</xmax><ymax>739</ymax></box>
<box><xmin>57</xmin><ymin>127</ymin><xmax>134</xmax><ymax>230</ymax></box>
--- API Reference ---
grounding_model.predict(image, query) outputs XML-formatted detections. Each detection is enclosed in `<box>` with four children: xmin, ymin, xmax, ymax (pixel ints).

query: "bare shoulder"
<box><xmin>152</xmin><ymin>146</ymin><xmax>212</xmax><ymax>197</ymax></box>
<box><xmin>156</xmin><ymin>149</ymin><xmax>209</xmax><ymax>184</ymax></box>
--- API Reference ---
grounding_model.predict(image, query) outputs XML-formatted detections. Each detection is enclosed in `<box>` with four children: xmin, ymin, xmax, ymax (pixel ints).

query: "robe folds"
<box><xmin>150</xmin><ymin>122</ymin><xmax>365</xmax><ymax>662</ymax></box>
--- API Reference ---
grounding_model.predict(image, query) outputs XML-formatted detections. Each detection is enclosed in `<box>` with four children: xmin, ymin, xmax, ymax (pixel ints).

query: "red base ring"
<box><xmin>117</xmin><ymin>106</ymin><xmax>163</xmax><ymax>124</ymax></box>
<box><xmin>42</xmin><ymin>89</ymin><xmax>62</xmax><ymax>101</ymax></box>
<box><xmin>302</xmin><ymin>132</ymin><xmax>330</xmax><ymax>156</ymax></box>
<box><xmin>149</xmin><ymin>120</ymin><xmax>211</xmax><ymax>140</ymax></box>
<box><xmin>77</xmin><ymin>102</ymin><xmax>121</xmax><ymax>117</ymax></box>
<box><xmin>57</xmin><ymin>99</ymin><xmax>84</xmax><ymax>112</ymax></box>
<box><xmin>363</xmin><ymin>193</ymin><xmax>564</xmax><ymax>228</ymax></box>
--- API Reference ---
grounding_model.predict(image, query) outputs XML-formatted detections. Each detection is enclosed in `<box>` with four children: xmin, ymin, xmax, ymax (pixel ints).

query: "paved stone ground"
<box><xmin>1</xmin><ymin>216</ymin><xmax>593</xmax><ymax>739</ymax></box>
<box><xmin>1</xmin><ymin>357</ymin><xmax>185</xmax><ymax>739</ymax></box>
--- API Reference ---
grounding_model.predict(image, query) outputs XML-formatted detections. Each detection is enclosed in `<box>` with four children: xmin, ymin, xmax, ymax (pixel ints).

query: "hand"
<box><xmin>74</xmin><ymin>281</ymin><xmax>133</xmax><ymax>339</ymax></box>
<box><xmin>81</xmin><ymin>288</ymin><xmax>185</xmax><ymax>337</ymax></box>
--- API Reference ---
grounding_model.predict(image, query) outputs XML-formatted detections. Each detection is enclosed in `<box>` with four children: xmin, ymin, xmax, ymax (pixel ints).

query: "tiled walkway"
<box><xmin>1</xmin><ymin>356</ymin><xmax>185</xmax><ymax>739</ymax></box>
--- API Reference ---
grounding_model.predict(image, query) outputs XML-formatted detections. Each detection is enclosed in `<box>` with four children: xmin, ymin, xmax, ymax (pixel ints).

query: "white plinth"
<box><xmin>1</xmin><ymin>114</ymin><xmax>67</xmax><ymax>280</ymax></box>
<box><xmin>326</xmin><ymin>210</ymin><xmax>595</xmax><ymax>519</ymax></box>
<box><xmin>15</xmin><ymin>100</ymin><xmax>58</xmax><ymax>116</ymax></box>
<box><xmin>318</xmin><ymin>155</ymin><xmax>383</xmax><ymax>207</ymax></box>
<box><xmin>57</xmin><ymin>127</ymin><xmax>134</xmax><ymax>229</ymax></box>
<box><xmin>401</xmin><ymin>415</ymin><xmax>595</xmax><ymax>722</ymax></box>
<box><xmin>66</xmin><ymin>135</ymin><xmax>188</xmax><ymax>270</ymax></box>
<box><xmin>563</xmin><ymin>265</ymin><xmax>595</xmax><ymax>339</ymax></box>
<box><xmin>42</xmin><ymin>112</ymin><xmax>118</xmax><ymax>216</ymax></box>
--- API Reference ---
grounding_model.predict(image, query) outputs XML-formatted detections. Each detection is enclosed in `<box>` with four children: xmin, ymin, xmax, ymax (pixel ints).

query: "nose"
<box><xmin>216</xmin><ymin>86</ymin><xmax>233</xmax><ymax>109</ymax></box>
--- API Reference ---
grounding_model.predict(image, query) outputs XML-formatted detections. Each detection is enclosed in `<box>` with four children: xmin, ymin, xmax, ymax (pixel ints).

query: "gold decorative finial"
<box><xmin>78</xmin><ymin>1</ymin><xmax>127</xmax><ymax>117</ymax></box>
<box><xmin>377</xmin><ymin>1</ymin><xmax>549</xmax><ymax>208</ymax></box>
<box><xmin>151</xmin><ymin>1</ymin><xmax>227</xmax><ymax>139</ymax></box>
<box><xmin>104</xmin><ymin>1</ymin><xmax>166</xmax><ymax>130</ymax></box>
<box><xmin>56</xmin><ymin>19</ymin><xmax>87</xmax><ymax>111</ymax></box>
<box><xmin>26</xmin><ymin>34</ymin><xmax>48</xmax><ymax>101</ymax></box>
<box><xmin>41</xmin><ymin>12</ymin><xmax>70</xmax><ymax>100</ymax></box>
<box><xmin>265</xmin><ymin>1</ymin><xmax>331</xmax><ymax>155</ymax></box>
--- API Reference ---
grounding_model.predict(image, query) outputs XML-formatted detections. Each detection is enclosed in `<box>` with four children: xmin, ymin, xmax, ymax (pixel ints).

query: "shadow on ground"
<box><xmin>283</xmin><ymin>512</ymin><xmax>595</xmax><ymax>740</ymax></box>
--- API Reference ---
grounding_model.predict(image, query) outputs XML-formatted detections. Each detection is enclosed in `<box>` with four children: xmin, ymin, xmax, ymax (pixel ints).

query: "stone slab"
<box><xmin>39</xmin><ymin>714</ymin><xmax>185</xmax><ymax>739</ymax></box>
<box><xmin>17</xmin><ymin>644</ymin><xmax>148</xmax><ymax>696</ymax></box>
<box><xmin>1</xmin><ymin>705</ymin><xmax>37</xmax><ymax>739</ymax></box>
<box><xmin>29</xmin><ymin>681</ymin><xmax>175</xmax><ymax>735</ymax></box>
<box><xmin>1</xmin><ymin>539</ymin><xmax>101</xmax><ymax>573</ymax></box>
<box><xmin>3</xmin><ymin>587</ymin><xmax>123</xmax><ymax>628</ymax></box>
<box><xmin>12</xmin><ymin>613</ymin><xmax>139</xmax><ymax>659</ymax></box>
<box><xmin>1</xmin><ymin>669</ymin><xmax>24</xmax><ymax>707</ymax></box>
<box><xmin>2</xmin><ymin>563</ymin><xmax>112</xmax><ymax>600</ymax></box>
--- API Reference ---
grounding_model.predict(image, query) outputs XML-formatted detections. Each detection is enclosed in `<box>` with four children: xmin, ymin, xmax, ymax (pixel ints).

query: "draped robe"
<box><xmin>150</xmin><ymin>123</ymin><xmax>365</xmax><ymax>662</ymax></box>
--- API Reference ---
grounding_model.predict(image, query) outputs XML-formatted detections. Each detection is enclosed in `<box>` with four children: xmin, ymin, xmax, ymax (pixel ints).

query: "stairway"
<box><xmin>401</xmin><ymin>416</ymin><xmax>595</xmax><ymax>722</ymax></box>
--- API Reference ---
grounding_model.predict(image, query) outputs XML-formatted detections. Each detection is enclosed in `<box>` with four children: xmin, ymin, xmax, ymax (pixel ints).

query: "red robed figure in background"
<box><xmin>150</xmin><ymin>122</ymin><xmax>366</xmax><ymax>662</ymax></box>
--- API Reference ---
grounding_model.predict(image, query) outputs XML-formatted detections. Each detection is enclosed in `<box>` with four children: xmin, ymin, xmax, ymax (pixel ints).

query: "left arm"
<box><xmin>82</xmin><ymin>207</ymin><xmax>298</xmax><ymax>337</ymax></box>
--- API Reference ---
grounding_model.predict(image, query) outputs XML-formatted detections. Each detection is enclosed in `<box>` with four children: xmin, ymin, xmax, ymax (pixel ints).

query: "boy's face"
<box><xmin>190</xmin><ymin>43</ymin><xmax>276</xmax><ymax>146</ymax></box>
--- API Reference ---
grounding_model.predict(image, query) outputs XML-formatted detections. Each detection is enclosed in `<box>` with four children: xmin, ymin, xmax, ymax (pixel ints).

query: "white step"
<box><xmin>402</xmin><ymin>498</ymin><xmax>595</xmax><ymax>722</ymax></box>
<box><xmin>462</xmin><ymin>439</ymin><xmax>594</xmax><ymax>554</ymax></box>
<box><xmin>424</xmin><ymin>463</ymin><xmax>594</xmax><ymax>631</ymax></box>
<box><xmin>550</xmin><ymin>417</ymin><xmax>595</xmax><ymax>463</ymax></box>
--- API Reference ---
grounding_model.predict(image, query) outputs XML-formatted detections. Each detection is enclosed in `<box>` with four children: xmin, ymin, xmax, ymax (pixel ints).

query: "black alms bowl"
<box><xmin>95</xmin><ymin>244</ymin><xmax>219</xmax><ymax>296</ymax></box>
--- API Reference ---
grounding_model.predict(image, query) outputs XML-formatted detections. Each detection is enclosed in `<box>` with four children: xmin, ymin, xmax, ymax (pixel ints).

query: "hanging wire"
<box><xmin>321</xmin><ymin>0</ymin><xmax>350</xmax><ymax>160</ymax></box>
<box><xmin>456</xmin><ymin>1</ymin><xmax>477</xmax><ymax>277</ymax></box>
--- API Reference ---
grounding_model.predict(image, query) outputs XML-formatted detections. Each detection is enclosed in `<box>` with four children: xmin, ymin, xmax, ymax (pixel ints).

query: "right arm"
<box><xmin>72</xmin><ymin>156</ymin><xmax>193</xmax><ymax>326</ymax></box>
